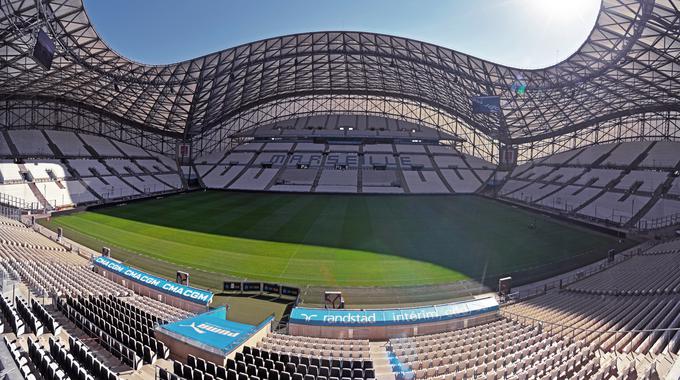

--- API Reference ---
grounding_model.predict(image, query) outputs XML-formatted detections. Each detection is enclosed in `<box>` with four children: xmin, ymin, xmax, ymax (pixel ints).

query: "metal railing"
<box><xmin>0</xmin><ymin>192</ymin><xmax>41</xmax><ymax>211</ymax></box>
<box><xmin>507</xmin><ymin>252</ymin><xmax>635</xmax><ymax>301</ymax></box>
<box><xmin>502</xmin><ymin>309</ymin><xmax>680</xmax><ymax>354</ymax></box>
<box><xmin>636</xmin><ymin>211</ymin><xmax>680</xmax><ymax>230</ymax></box>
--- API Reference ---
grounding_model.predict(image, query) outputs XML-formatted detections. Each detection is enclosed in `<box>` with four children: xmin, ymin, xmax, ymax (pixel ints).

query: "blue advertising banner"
<box><xmin>161</xmin><ymin>307</ymin><xmax>271</xmax><ymax>353</ymax></box>
<box><xmin>290</xmin><ymin>297</ymin><xmax>498</xmax><ymax>327</ymax></box>
<box><xmin>93</xmin><ymin>256</ymin><xmax>213</xmax><ymax>305</ymax></box>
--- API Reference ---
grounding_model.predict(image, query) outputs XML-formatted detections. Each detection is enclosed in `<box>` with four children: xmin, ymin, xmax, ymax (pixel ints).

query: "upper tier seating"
<box><xmin>254</xmin><ymin>152</ymin><xmax>289</xmax><ymax>167</ymax></box>
<box><xmin>8</xmin><ymin>130</ymin><xmax>51</xmax><ymax>156</ymax></box>
<box><xmin>45</xmin><ymin>130</ymin><xmax>90</xmax><ymax>156</ymax></box>
<box><xmin>539</xmin><ymin>148</ymin><xmax>584</xmax><ymax>165</ymax></box>
<box><xmin>79</xmin><ymin>134</ymin><xmax>123</xmax><ymax>156</ymax></box>
<box><xmin>224</xmin><ymin>152</ymin><xmax>256</xmax><ymax>165</ymax></box>
<box><xmin>465</xmin><ymin>155</ymin><xmax>496</xmax><ymax>170</ymax></box>
<box><xmin>112</xmin><ymin>140</ymin><xmax>152</xmax><ymax>158</ymax></box>
<box><xmin>363</xmin><ymin>144</ymin><xmax>393</xmax><ymax>153</ymax></box>
<box><xmin>294</xmin><ymin>142</ymin><xmax>325</xmax><ymax>152</ymax></box>
<box><xmin>234</xmin><ymin>142</ymin><xmax>264</xmax><ymax>152</ymax></box>
<box><xmin>0</xmin><ymin>134</ymin><xmax>13</xmax><ymax>156</ymax></box>
<box><xmin>569</xmin><ymin>144</ymin><xmax>617</xmax><ymax>165</ymax></box>
<box><xmin>640</xmin><ymin>141</ymin><xmax>680</xmax><ymax>168</ymax></box>
<box><xmin>154</xmin><ymin>153</ymin><xmax>178</xmax><ymax>171</ymax></box>
<box><xmin>195</xmin><ymin>149</ymin><xmax>227</xmax><ymax>165</ymax></box>
<box><xmin>603</xmin><ymin>141</ymin><xmax>652</xmax><ymax>166</ymax></box>
<box><xmin>236</xmin><ymin>114</ymin><xmax>459</xmax><ymax>141</ymax></box>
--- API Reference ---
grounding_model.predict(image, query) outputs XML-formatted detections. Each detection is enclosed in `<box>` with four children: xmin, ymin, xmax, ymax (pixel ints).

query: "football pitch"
<box><xmin>42</xmin><ymin>191</ymin><xmax>622</xmax><ymax>289</ymax></box>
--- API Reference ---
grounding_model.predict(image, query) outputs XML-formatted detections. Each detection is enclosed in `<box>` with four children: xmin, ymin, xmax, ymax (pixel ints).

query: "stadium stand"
<box><xmin>165</xmin><ymin>343</ymin><xmax>375</xmax><ymax>380</ymax></box>
<box><xmin>78</xmin><ymin>134</ymin><xmax>124</xmax><ymax>157</ymax></box>
<box><xmin>3</xmin><ymin>1</ymin><xmax>680</xmax><ymax>379</ymax></box>
<box><xmin>498</xmin><ymin>141</ymin><xmax>680</xmax><ymax>229</ymax></box>
<box><xmin>8</xmin><ymin>130</ymin><xmax>52</xmax><ymax>156</ymax></box>
<box><xmin>111</xmin><ymin>140</ymin><xmax>152</xmax><ymax>158</ymax></box>
<box><xmin>44</xmin><ymin>130</ymin><xmax>91</xmax><ymax>157</ymax></box>
<box><xmin>5</xmin><ymin>336</ymin><xmax>39</xmax><ymax>380</ymax></box>
<box><xmin>258</xmin><ymin>333</ymin><xmax>371</xmax><ymax>360</ymax></box>
<box><xmin>1</xmin><ymin>160</ymin><xmax>680</xmax><ymax>380</ymax></box>
<box><xmin>388</xmin><ymin>319</ymin><xmax>602</xmax><ymax>380</ymax></box>
<box><xmin>0</xmin><ymin>129</ymin><xmax>183</xmax><ymax>210</ymax></box>
<box><xmin>199</xmin><ymin>115</ymin><xmax>495</xmax><ymax>194</ymax></box>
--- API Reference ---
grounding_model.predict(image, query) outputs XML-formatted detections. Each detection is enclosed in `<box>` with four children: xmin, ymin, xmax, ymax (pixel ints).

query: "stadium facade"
<box><xmin>2</xmin><ymin>0</ymin><xmax>679</xmax><ymax>163</ymax></box>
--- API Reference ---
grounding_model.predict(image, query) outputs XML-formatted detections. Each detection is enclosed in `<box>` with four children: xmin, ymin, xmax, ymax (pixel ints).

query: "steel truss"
<box><xmin>1</xmin><ymin>0</ymin><xmax>679</xmax><ymax>162</ymax></box>
<box><xmin>193</xmin><ymin>94</ymin><xmax>497</xmax><ymax>162</ymax></box>
<box><xmin>0</xmin><ymin>98</ymin><xmax>177</xmax><ymax>155</ymax></box>
<box><xmin>517</xmin><ymin>110</ymin><xmax>680</xmax><ymax>161</ymax></box>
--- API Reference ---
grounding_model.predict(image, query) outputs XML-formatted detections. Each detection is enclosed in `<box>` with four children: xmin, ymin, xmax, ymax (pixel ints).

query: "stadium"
<box><xmin>0</xmin><ymin>0</ymin><xmax>679</xmax><ymax>378</ymax></box>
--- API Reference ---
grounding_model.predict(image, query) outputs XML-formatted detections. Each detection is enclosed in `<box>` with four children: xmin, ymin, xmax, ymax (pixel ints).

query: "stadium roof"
<box><xmin>1</xmin><ymin>0</ymin><xmax>679</xmax><ymax>143</ymax></box>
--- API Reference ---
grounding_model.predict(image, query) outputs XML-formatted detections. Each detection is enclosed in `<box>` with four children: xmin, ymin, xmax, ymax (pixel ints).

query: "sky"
<box><xmin>83</xmin><ymin>0</ymin><xmax>601</xmax><ymax>69</ymax></box>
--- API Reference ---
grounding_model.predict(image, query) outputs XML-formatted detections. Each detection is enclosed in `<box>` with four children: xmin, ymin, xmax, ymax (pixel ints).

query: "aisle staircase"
<box><xmin>369</xmin><ymin>342</ymin><xmax>400</xmax><ymax>380</ymax></box>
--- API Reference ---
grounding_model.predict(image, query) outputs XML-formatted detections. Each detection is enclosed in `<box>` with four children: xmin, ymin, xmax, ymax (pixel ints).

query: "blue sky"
<box><xmin>84</xmin><ymin>0</ymin><xmax>600</xmax><ymax>69</ymax></box>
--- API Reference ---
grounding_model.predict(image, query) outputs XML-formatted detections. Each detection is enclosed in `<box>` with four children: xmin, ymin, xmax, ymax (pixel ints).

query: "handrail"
<box><xmin>501</xmin><ymin>308</ymin><xmax>680</xmax><ymax>354</ymax></box>
<box><xmin>636</xmin><ymin>211</ymin><xmax>680</xmax><ymax>231</ymax></box>
<box><xmin>0</xmin><ymin>192</ymin><xmax>40</xmax><ymax>211</ymax></box>
<box><xmin>501</xmin><ymin>309</ymin><xmax>680</xmax><ymax>355</ymax></box>
<box><xmin>501</xmin><ymin>309</ymin><xmax>680</xmax><ymax>337</ymax></box>
<box><xmin>508</xmin><ymin>250</ymin><xmax>637</xmax><ymax>302</ymax></box>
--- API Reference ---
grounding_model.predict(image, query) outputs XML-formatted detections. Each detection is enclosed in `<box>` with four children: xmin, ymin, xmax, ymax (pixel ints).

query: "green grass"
<box><xmin>41</xmin><ymin>191</ymin><xmax>622</xmax><ymax>288</ymax></box>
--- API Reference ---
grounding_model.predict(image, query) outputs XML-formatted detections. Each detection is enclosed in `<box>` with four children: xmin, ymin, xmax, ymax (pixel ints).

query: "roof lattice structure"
<box><xmin>1</xmin><ymin>0</ymin><xmax>679</xmax><ymax>143</ymax></box>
